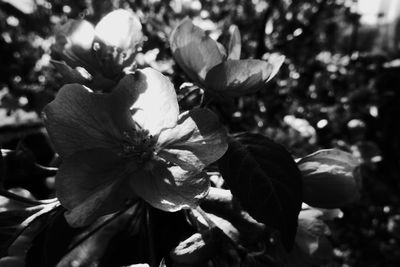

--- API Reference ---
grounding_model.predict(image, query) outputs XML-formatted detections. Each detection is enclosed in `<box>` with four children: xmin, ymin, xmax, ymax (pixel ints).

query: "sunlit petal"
<box><xmin>130</xmin><ymin>160</ymin><xmax>210</xmax><ymax>211</ymax></box>
<box><xmin>204</xmin><ymin>58</ymin><xmax>284</xmax><ymax>96</ymax></box>
<box><xmin>227</xmin><ymin>25</ymin><xmax>241</xmax><ymax>60</ymax></box>
<box><xmin>216</xmin><ymin>42</ymin><xmax>227</xmax><ymax>59</ymax></box>
<box><xmin>170</xmin><ymin>18</ymin><xmax>224</xmax><ymax>84</ymax></box>
<box><xmin>95</xmin><ymin>9</ymin><xmax>143</xmax><ymax>51</ymax></box>
<box><xmin>114</xmin><ymin>68</ymin><xmax>179</xmax><ymax>136</ymax></box>
<box><xmin>55</xmin><ymin>149</ymin><xmax>137</xmax><ymax>227</ymax></box>
<box><xmin>43</xmin><ymin>83</ymin><xmax>135</xmax><ymax>158</ymax></box>
<box><xmin>157</xmin><ymin>108</ymin><xmax>228</xmax><ymax>171</ymax></box>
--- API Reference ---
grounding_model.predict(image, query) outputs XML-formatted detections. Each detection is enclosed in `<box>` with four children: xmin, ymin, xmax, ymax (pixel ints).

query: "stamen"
<box><xmin>120</xmin><ymin>128</ymin><xmax>155</xmax><ymax>162</ymax></box>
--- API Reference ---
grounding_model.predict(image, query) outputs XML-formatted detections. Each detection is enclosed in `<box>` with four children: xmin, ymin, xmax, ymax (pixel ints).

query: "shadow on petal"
<box><xmin>113</xmin><ymin>69</ymin><xmax>179</xmax><ymax>136</ymax></box>
<box><xmin>51</xmin><ymin>60</ymin><xmax>90</xmax><ymax>84</ymax></box>
<box><xmin>53</xmin><ymin>19</ymin><xmax>97</xmax><ymax>73</ymax></box>
<box><xmin>56</xmin><ymin>149</ymin><xmax>137</xmax><ymax>227</ymax></box>
<box><xmin>157</xmin><ymin>108</ymin><xmax>228</xmax><ymax>172</ymax></box>
<box><xmin>43</xmin><ymin>83</ymin><xmax>136</xmax><ymax>158</ymax></box>
<box><xmin>130</xmin><ymin>160</ymin><xmax>210</xmax><ymax>212</ymax></box>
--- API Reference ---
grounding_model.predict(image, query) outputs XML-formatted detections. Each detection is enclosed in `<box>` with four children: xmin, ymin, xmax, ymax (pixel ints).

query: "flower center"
<box><xmin>120</xmin><ymin>127</ymin><xmax>155</xmax><ymax>163</ymax></box>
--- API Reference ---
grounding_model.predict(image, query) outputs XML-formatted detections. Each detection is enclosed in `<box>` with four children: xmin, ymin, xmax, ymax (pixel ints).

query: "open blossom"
<box><xmin>52</xmin><ymin>9</ymin><xmax>143</xmax><ymax>90</ymax></box>
<box><xmin>43</xmin><ymin>68</ymin><xmax>228</xmax><ymax>227</ymax></box>
<box><xmin>170</xmin><ymin>18</ymin><xmax>284</xmax><ymax>97</ymax></box>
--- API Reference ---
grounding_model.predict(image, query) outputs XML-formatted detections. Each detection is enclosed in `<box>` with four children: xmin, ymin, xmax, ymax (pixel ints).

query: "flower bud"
<box><xmin>53</xmin><ymin>19</ymin><xmax>95</xmax><ymax>67</ymax></box>
<box><xmin>297</xmin><ymin>149</ymin><xmax>360</xmax><ymax>208</ymax></box>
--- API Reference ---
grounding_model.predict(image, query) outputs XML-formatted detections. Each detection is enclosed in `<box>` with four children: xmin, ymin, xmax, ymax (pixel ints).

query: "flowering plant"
<box><xmin>0</xmin><ymin>7</ymin><xmax>362</xmax><ymax>267</ymax></box>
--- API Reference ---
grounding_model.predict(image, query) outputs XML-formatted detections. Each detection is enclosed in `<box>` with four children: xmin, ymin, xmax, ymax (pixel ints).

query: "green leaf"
<box><xmin>218</xmin><ymin>133</ymin><xmax>303</xmax><ymax>250</ymax></box>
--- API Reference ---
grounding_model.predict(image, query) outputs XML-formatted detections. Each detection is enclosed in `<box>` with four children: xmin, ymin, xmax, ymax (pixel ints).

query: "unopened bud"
<box><xmin>53</xmin><ymin>19</ymin><xmax>95</xmax><ymax>66</ymax></box>
<box><xmin>298</xmin><ymin>149</ymin><xmax>360</xmax><ymax>208</ymax></box>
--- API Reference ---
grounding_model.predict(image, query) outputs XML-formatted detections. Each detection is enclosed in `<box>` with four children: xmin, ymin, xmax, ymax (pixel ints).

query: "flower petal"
<box><xmin>130</xmin><ymin>160</ymin><xmax>210</xmax><ymax>211</ymax></box>
<box><xmin>95</xmin><ymin>9</ymin><xmax>143</xmax><ymax>51</ymax></box>
<box><xmin>51</xmin><ymin>60</ymin><xmax>91</xmax><ymax>84</ymax></box>
<box><xmin>53</xmin><ymin>19</ymin><xmax>97</xmax><ymax>72</ymax></box>
<box><xmin>227</xmin><ymin>25</ymin><xmax>241</xmax><ymax>60</ymax></box>
<box><xmin>156</xmin><ymin>108</ymin><xmax>228</xmax><ymax>172</ymax></box>
<box><xmin>43</xmin><ymin>82</ymin><xmax>135</xmax><ymax>158</ymax></box>
<box><xmin>55</xmin><ymin>149</ymin><xmax>136</xmax><ymax>227</ymax></box>
<box><xmin>170</xmin><ymin>18</ymin><xmax>224</xmax><ymax>84</ymax></box>
<box><xmin>296</xmin><ymin>209</ymin><xmax>328</xmax><ymax>255</ymax></box>
<box><xmin>113</xmin><ymin>68</ymin><xmax>179</xmax><ymax>136</ymax></box>
<box><xmin>204</xmin><ymin>58</ymin><xmax>284</xmax><ymax>96</ymax></box>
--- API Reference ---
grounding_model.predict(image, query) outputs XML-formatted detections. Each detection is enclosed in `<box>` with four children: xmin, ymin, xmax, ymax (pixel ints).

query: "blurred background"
<box><xmin>0</xmin><ymin>0</ymin><xmax>399</xmax><ymax>266</ymax></box>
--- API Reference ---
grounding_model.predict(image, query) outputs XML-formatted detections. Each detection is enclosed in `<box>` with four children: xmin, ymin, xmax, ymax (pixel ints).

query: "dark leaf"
<box><xmin>218</xmin><ymin>133</ymin><xmax>302</xmax><ymax>250</ymax></box>
<box><xmin>0</xmin><ymin>202</ymin><xmax>59</xmax><ymax>265</ymax></box>
<box><xmin>149</xmin><ymin>207</ymin><xmax>195</xmax><ymax>265</ymax></box>
<box><xmin>0</xmin><ymin>209</ymin><xmax>38</xmax><ymax>255</ymax></box>
<box><xmin>2</xmin><ymin>145</ymin><xmax>55</xmax><ymax>198</ymax></box>
<box><xmin>55</xmin><ymin>204</ymin><xmax>140</xmax><ymax>267</ymax></box>
<box><xmin>0</xmin><ymin>191</ymin><xmax>58</xmax><ymax>257</ymax></box>
<box><xmin>26</xmin><ymin>207</ymin><xmax>78</xmax><ymax>267</ymax></box>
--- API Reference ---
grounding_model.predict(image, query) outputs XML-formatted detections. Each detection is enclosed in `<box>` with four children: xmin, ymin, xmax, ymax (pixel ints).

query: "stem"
<box><xmin>194</xmin><ymin>206</ymin><xmax>216</xmax><ymax>228</ymax></box>
<box><xmin>192</xmin><ymin>206</ymin><xmax>247</xmax><ymax>259</ymax></box>
<box><xmin>0</xmin><ymin>190</ymin><xmax>58</xmax><ymax>205</ymax></box>
<box><xmin>146</xmin><ymin>204</ymin><xmax>157</xmax><ymax>267</ymax></box>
